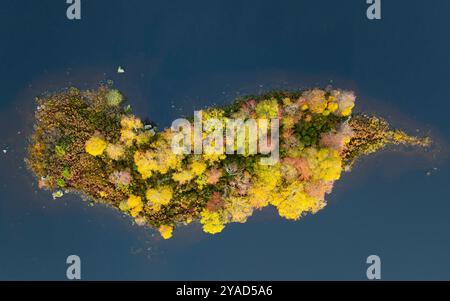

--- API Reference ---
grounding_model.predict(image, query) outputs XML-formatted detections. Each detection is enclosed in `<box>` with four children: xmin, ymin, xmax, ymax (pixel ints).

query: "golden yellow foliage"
<box><xmin>159</xmin><ymin>225</ymin><xmax>173</xmax><ymax>239</ymax></box>
<box><xmin>135</xmin><ymin>131</ymin><xmax>153</xmax><ymax>146</ymax></box>
<box><xmin>120</xmin><ymin>128</ymin><xmax>136</xmax><ymax>146</ymax></box>
<box><xmin>202</xmin><ymin>152</ymin><xmax>226</xmax><ymax>164</ymax></box>
<box><xmin>224</xmin><ymin>196</ymin><xmax>253</xmax><ymax>223</ymax></box>
<box><xmin>105</xmin><ymin>143</ymin><xmax>125</xmax><ymax>160</ymax></box>
<box><xmin>332</xmin><ymin>90</ymin><xmax>356</xmax><ymax>117</ymax></box>
<box><xmin>190</xmin><ymin>161</ymin><xmax>207</xmax><ymax>176</ymax></box>
<box><xmin>121</xmin><ymin>115</ymin><xmax>143</xmax><ymax>130</ymax></box>
<box><xmin>304</xmin><ymin>89</ymin><xmax>327</xmax><ymax>114</ymax></box>
<box><xmin>327</xmin><ymin>101</ymin><xmax>339</xmax><ymax>113</ymax></box>
<box><xmin>134</xmin><ymin>144</ymin><xmax>179</xmax><ymax>179</ymax></box>
<box><xmin>248</xmin><ymin>164</ymin><xmax>282</xmax><ymax>208</ymax></box>
<box><xmin>255</xmin><ymin>99</ymin><xmax>279</xmax><ymax>119</ymax></box>
<box><xmin>305</xmin><ymin>148</ymin><xmax>342</xmax><ymax>181</ymax></box>
<box><xmin>127</xmin><ymin>194</ymin><xmax>143</xmax><ymax>217</ymax></box>
<box><xmin>85</xmin><ymin>136</ymin><xmax>107</xmax><ymax>156</ymax></box>
<box><xmin>146</xmin><ymin>186</ymin><xmax>173</xmax><ymax>211</ymax></box>
<box><xmin>172</xmin><ymin>170</ymin><xmax>195</xmax><ymax>184</ymax></box>
<box><xmin>200</xmin><ymin>209</ymin><xmax>225</xmax><ymax>234</ymax></box>
<box><xmin>271</xmin><ymin>181</ymin><xmax>324</xmax><ymax>220</ymax></box>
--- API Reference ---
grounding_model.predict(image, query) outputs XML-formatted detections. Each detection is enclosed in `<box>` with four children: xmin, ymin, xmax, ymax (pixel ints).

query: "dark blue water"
<box><xmin>0</xmin><ymin>0</ymin><xmax>449</xmax><ymax>280</ymax></box>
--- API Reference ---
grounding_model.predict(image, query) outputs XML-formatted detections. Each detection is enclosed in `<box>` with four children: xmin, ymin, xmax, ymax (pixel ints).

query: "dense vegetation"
<box><xmin>27</xmin><ymin>86</ymin><xmax>429</xmax><ymax>239</ymax></box>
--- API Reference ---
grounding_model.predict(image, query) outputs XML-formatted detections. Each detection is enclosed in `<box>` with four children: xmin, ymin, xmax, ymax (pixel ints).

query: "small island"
<box><xmin>26</xmin><ymin>86</ymin><xmax>430</xmax><ymax>239</ymax></box>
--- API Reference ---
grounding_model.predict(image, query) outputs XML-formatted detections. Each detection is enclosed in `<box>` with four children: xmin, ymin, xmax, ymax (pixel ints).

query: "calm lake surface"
<box><xmin>0</xmin><ymin>0</ymin><xmax>449</xmax><ymax>280</ymax></box>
